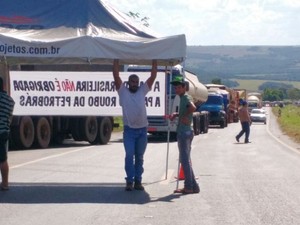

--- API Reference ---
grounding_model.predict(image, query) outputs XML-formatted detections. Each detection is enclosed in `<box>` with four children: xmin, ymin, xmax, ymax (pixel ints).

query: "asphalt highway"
<box><xmin>1</xmin><ymin>107</ymin><xmax>300</xmax><ymax>225</ymax></box>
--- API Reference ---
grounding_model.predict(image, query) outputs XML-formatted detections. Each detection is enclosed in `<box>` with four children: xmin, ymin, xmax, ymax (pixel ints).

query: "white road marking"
<box><xmin>10</xmin><ymin>146</ymin><xmax>94</xmax><ymax>169</ymax></box>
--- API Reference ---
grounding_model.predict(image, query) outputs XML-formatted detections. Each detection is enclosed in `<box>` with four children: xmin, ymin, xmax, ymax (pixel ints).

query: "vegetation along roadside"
<box><xmin>273</xmin><ymin>105</ymin><xmax>300</xmax><ymax>144</ymax></box>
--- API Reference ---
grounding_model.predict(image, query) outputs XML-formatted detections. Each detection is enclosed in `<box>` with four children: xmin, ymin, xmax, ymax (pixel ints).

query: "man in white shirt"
<box><xmin>113</xmin><ymin>59</ymin><xmax>157</xmax><ymax>191</ymax></box>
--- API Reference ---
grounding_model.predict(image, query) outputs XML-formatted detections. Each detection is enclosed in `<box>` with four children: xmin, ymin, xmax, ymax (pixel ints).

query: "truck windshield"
<box><xmin>206</xmin><ymin>96</ymin><xmax>223</xmax><ymax>105</ymax></box>
<box><xmin>248</xmin><ymin>102</ymin><xmax>258</xmax><ymax>107</ymax></box>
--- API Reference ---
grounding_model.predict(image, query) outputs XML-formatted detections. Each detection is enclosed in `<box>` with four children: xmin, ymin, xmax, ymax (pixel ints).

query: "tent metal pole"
<box><xmin>165</xmin><ymin>65</ymin><xmax>173</xmax><ymax>180</ymax></box>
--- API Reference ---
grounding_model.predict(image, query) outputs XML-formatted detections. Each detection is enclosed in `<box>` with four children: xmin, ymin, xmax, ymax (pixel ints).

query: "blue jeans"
<box><xmin>177</xmin><ymin>130</ymin><xmax>197</xmax><ymax>190</ymax></box>
<box><xmin>237</xmin><ymin>122</ymin><xmax>250</xmax><ymax>142</ymax></box>
<box><xmin>123</xmin><ymin>126</ymin><xmax>147</xmax><ymax>183</ymax></box>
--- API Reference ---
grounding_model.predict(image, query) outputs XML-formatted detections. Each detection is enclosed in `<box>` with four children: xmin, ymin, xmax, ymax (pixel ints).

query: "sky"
<box><xmin>108</xmin><ymin>0</ymin><xmax>300</xmax><ymax>46</ymax></box>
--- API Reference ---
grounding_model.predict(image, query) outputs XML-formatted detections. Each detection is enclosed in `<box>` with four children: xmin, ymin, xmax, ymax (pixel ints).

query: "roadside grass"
<box><xmin>272</xmin><ymin>105</ymin><xmax>300</xmax><ymax>144</ymax></box>
<box><xmin>113</xmin><ymin>116</ymin><xmax>123</xmax><ymax>132</ymax></box>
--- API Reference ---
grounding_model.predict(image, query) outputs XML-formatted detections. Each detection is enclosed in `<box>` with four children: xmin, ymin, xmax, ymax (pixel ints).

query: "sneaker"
<box><xmin>235</xmin><ymin>136</ymin><xmax>239</xmax><ymax>142</ymax></box>
<box><xmin>134</xmin><ymin>181</ymin><xmax>145</xmax><ymax>191</ymax></box>
<box><xmin>245</xmin><ymin>141</ymin><xmax>251</xmax><ymax>144</ymax></box>
<box><xmin>125</xmin><ymin>182</ymin><xmax>133</xmax><ymax>191</ymax></box>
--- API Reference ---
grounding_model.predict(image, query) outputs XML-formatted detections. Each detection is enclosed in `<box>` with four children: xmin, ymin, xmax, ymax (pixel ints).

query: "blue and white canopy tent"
<box><xmin>0</xmin><ymin>0</ymin><xmax>187</xmax><ymax>180</ymax></box>
<box><xmin>0</xmin><ymin>0</ymin><xmax>186</xmax><ymax>66</ymax></box>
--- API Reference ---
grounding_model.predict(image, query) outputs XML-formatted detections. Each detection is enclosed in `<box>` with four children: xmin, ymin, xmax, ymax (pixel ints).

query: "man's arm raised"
<box><xmin>146</xmin><ymin>60</ymin><xmax>157</xmax><ymax>89</ymax></box>
<box><xmin>113</xmin><ymin>59</ymin><xmax>122</xmax><ymax>91</ymax></box>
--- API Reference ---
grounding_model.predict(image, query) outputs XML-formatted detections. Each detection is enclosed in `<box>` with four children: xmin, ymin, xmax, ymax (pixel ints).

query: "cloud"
<box><xmin>108</xmin><ymin>0</ymin><xmax>300</xmax><ymax>45</ymax></box>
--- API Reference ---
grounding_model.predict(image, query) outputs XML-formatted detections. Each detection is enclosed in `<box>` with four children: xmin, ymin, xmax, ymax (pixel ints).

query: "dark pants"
<box><xmin>0</xmin><ymin>132</ymin><xmax>9</xmax><ymax>163</ymax></box>
<box><xmin>236</xmin><ymin>122</ymin><xmax>250</xmax><ymax>143</ymax></box>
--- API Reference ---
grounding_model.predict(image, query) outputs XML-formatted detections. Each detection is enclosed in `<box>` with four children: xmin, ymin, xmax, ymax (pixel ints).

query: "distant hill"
<box><xmin>185</xmin><ymin>46</ymin><xmax>300</xmax><ymax>88</ymax></box>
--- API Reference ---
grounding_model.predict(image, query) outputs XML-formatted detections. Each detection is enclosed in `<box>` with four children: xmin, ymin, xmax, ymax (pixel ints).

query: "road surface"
<box><xmin>1</xmin><ymin>107</ymin><xmax>300</xmax><ymax>225</ymax></box>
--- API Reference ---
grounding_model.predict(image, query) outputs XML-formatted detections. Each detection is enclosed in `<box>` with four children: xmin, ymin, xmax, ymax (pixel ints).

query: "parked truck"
<box><xmin>202</xmin><ymin>84</ymin><xmax>234</xmax><ymax>127</ymax></box>
<box><xmin>2</xmin><ymin>69</ymin><xmax>115</xmax><ymax>149</ymax></box>
<box><xmin>197</xmin><ymin>92</ymin><xmax>227</xmax><ymax>128</ymax></box>
<box><xmin>127</xmin><ymin>65</ymin><xmax>209</xmax><ymax>138</ymax></box>
<box><xmin>247</xmin><ymin>92</ymin><xmax>262</xmax><ymax>111</ymax></box>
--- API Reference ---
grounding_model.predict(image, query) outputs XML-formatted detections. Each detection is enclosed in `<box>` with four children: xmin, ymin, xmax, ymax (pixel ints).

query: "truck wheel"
<box><xmin>204</xmin><ymin>118</ymin><xmax>209</xmax><ymax>133</ymax></box>
<box><xmin>199</xmin><ymin>113</ymin><xmax>206</xmax><ymax>133</ymax></box>
<box><xmin>204</xmin><ymin>125</ymin><xmax>209</xmax><ymax>133</ymax></box>
<box><xmin>34</xmin><ymin>117</ymin><xmax>51</xmax><ymax>149</ymax></box>
<box><xmin>224</xmin><ymin>118</ymin><xmax>228</xmax><ymax>127</ymax></box>
<box><xmin>81</xmin><ymin>116</ymin><xmax>98</xmax><ymax>144</ymax></box>
<box><xmin>220</xmin><ymin>121</ymin><xmax>225</xmax><ymax>128</ymax></box>
<box><xmin>193</xmin><ymin>114</ymin><xmax>200</xmax><ymax>135</ymax></box>
<box><xmin>98</xmin><ymin>117</ymin><xmax>112</xmax><ymax>145</ymax></box>
<box><xmin>11</xmin><ymin>116</ymin><xmax>35</xmax><ymax>149</ymax></box>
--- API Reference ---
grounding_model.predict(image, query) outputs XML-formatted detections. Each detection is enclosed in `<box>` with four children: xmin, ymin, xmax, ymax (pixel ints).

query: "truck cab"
<box><xmin>197</xmin><ymin>93</ymin><xmax>227</xmax><ymax>128</ymax></box>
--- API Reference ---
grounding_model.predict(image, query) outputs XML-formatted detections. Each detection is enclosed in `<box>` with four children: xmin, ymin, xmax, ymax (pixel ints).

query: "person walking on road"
<box><xmin>0</xmin><ymin>77</ymin><xmax>15</xmax><ymax>191</ymax></box>
<box><xmin>235</xmin><ymin>101</ymin><xmax>252</xmax><ymax>143</ymax></box>
<box><xmin>113</xmin><ymin>59</ymin><xmax>157</xmax><ymax>191</ymax></box>
<box><xmin>169</xmin><ymin>76</ymin><xmax>200</xmax><ymax>194</ymax></box>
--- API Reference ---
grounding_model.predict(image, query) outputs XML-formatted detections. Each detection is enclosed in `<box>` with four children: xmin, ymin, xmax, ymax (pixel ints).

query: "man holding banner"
<box><xmin>113</xmin><ymin>59</ymin><xmax>157</xmax><ymax>191</ymax></box>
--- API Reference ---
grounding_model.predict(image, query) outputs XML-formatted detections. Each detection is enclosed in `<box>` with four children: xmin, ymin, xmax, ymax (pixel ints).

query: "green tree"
<box><xmin>287</xmin><ymin>88</ymin><xmax>300</xmax><ymax>100</ymax></box>
<box><xmin>127</xmin><ymin>11</ymin><xmax>149</xmax><ymax>27</ymax></box>
<box><xmin>263</xmin><ymin>88</ymin><xmax>285</xmax><ymax>101</ymax></box>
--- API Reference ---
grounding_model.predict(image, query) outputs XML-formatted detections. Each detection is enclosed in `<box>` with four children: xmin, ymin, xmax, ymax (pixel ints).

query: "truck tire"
<box><xmin>98</xmin><ymin>117</ymin><xmax>112</xmax><ymax>145</ymax></box>
<box><xmin>200</xmin><ymin>113</ymin><xmax>209</xmax><ymax>133</ymax></box>
<box><xmin>203</xmin><ymin>114</ymin><xmax>209</xmax><ymax>133</ymax></box>
<box><xmin>81</xmin><ymin>116</ymin><xmax>98</xmax><ymax>144</ymax></box>
<box><xmin>224</xmin><ymin>118</ymin><xmax>228</xmax><ymax>127</ymax></box>
<box><xmin>193</xmin><ymin>113</ymin><xmax>200</xmax><ymax>135</ymax></box>
<box><xmin>200</xmin><ymin>114</ymin><xmax>205</xmax><ymax>133</ymax></box>
<box><xmin>11</xmin><ymin>116</ymin><xmax>35</xmax><ymax>149</ymax></box>
<box><xmin>34</xmin><ymin>117</ymin><xmax>51</xmax><ymax>149</ymax></box>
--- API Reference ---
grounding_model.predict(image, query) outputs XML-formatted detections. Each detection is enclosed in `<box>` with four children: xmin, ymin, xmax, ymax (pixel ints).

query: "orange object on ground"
<box><xmin>176</xmin><ymin>164</ymin><xmax>185</xmax><ymax>180</ymax></box>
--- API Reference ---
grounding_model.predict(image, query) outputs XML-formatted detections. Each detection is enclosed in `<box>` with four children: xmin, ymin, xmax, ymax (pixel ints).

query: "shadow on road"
<box><xmin>0</xmin><ymin>182</ymin><xmax>151</xmax><ymax>205</ymax></box>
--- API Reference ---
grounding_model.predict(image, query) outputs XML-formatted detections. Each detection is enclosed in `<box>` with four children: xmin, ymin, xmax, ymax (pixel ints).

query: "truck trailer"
<box><xmin>2</xmin><ymin>64</ymin><xmax>166</xmax><ymax>149</ymax></box>
<box><xmin>2</xmin><ymin>67</ymin><xmax>116</xmax><ymax>149</ymax></box>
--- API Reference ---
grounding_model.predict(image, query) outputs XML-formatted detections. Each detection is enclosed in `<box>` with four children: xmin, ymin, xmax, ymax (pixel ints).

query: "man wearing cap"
<box><xmin>169</xmin><ymin>75</ymin><xmax>200</xmax><ymax>194</ymax></box>
<box><xmin>113</xmin><ymin>59</ymin><xmax>157</xmax><ymax>191</ymax></box>
<box><xmin>235</xmin><ymin>101</ymin><xmax>252</xmax><ymax>143</ymax></box>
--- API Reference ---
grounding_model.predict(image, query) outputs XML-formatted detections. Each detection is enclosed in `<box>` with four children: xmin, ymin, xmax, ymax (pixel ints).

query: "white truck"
<box><xmin>127</xmin><ymin>65</ymin><xmax>209</xmax><ymax>138</ymax></box>
<box><xmin>247</xmin><ymin>92</ymin><xmax>263</xmax><ymax>112</ymax></box>
<box><xmin>2</xmin><ymin>66</ymin><xmax>166</xmax><ymax>149</ymax></box>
